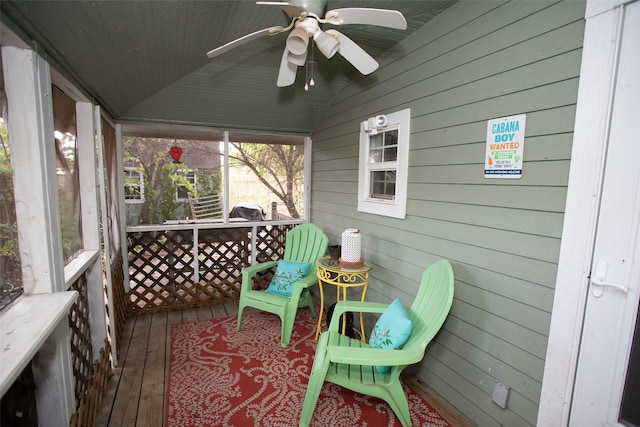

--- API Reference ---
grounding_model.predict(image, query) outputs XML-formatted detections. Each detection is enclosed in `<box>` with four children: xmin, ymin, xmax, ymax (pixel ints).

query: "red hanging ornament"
<box><xmin>169</xmin><ymin>146</ymin><xmax>183</xmax><ymax>163</ymax></box>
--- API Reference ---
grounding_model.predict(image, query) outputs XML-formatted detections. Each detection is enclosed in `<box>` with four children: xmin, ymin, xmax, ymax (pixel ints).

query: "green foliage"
<box><xmin>0</xmin><ymin>224</ymin><xmax>17</xmax><ymax>255</ymax></box>
<box><xmin>155</xmin><ymin>163</ymin><xmax>182</xmax><ymax>223</ymax></box>
<box><xmin>0</xmin><ymin>122</ymin><xmax>16</xmax><ymax>256</ymax></box>
<box><xmin>0</xmin><ymin>120</ymin><xmax>22</xmax><ymax>285</ymax></box>
<box><xmin>124</xmin><ymin>137</ymin><xmax>175</xmax><ymax>224</ymax></box>
<box><xmin>192</xmin><ymin>168</ymin><xmax>222</xmax><ymax>197</ymax></box>
<box><xmin>229</xmin><ymin>142</ymin><xmax>303</xmax><ymax>218</ymax></box>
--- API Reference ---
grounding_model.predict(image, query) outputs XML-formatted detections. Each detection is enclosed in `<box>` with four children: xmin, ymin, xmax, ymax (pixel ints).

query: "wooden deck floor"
<box><xmin>95</xmin><ymin>302</ymin><xmax>473</xmax><ymax>427</ymax></box>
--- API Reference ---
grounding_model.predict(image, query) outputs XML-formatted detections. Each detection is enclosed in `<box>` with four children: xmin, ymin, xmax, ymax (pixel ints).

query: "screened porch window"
<box><xmin>0</xmin><ymin>118</ymin><xmax>23</xmax><ymax>311</ymax></box>
<box><xmin>53</xmin><ymin>85</ymin><xmax>83</xmax><ymax>262</ymax></box>
<box><xmin>120</xmin><ymin>129</ymin><xmax>306</xmax><ymax>224</ymax></box>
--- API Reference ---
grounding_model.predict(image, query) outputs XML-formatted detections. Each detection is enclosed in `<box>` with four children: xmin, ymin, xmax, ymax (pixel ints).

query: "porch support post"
<box><xmin>2</xmin><ymin>45</ymin><xmax>76</xmax><ymax>426</ymax></box>
<box><xmin>304</xmin><ymin>137</ymin><xmax>311</xmax><ymax>222</ymax></box>
<box><xmin>2</xmin><ymin>46</ymin><xmax>64</xmax><ymax>294</ymax></box>
<box><xmin>223</xmin><ymin>131</ymin><xmax>230</xmax><ymax>223</ymax></box>
<box><xmin>116</xmin><ymin>123</ymin><xmax>131</xmax><ymax>292</ymax></box>
<box><xmin>76</xmin><ymin>101</ymin><xmax>108</xmax><ymax>356</ymax></box>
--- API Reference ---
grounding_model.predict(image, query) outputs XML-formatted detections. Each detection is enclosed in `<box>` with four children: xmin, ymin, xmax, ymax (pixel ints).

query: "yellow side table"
<box><xmin>315</xmin><ymin>256</ymin><xmax>370</xmax><ymax>341</ymax></box>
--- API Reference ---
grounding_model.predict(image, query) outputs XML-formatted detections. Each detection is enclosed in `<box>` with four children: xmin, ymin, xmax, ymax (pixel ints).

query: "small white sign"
<box><xmin>485</xmin><ymin>114</ymin><xmax>526</xmax><ymax>179</ymax></box>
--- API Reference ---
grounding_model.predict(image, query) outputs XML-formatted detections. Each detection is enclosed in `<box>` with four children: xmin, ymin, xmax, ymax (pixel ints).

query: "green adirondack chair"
<box><xmin>299</xmin><ymin>259</ymin><xmax>454</xmax><ymax>427</ymax></box>
<box><xmin>237</xmin><ymin>223</ymin><xmax>329</xmax><ymax>347</ymax></box>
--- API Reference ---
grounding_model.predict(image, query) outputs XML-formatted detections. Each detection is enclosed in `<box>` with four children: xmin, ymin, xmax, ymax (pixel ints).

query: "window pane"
<box><xmin>369</xmin><ymin>130</ymin><xmax>399</xmax><ymax>163</ymax></box>
<box><xmin>369</xmin><ymin>148</ymin><xmax>382</xmax><ymax>163</ymax></box>
<box><xmin>369</xmin><ymin>134</ymin><xmax>383</xmax><ymax>149</ymax></box>
<box><xmin>123</xmin><ymin>137</ymin><xmax>222</xmax><ymax>225</ymax></box>
<box><xmin>176</xmin><ymin>171</ymin><xmax>196</xmax><ymax>200</ymax></box>
<box><xmin>124</xmin><ymin>169</ymin><xmax>143</xmax><ymax>201</ymax></box>
<box><xmin>369</xmin><ymin>170</ymin><xmax>396</xmax><ymax>199</ymax></box>
<box><xmin>122</xmin><ymin>131</ymin><xmax>305</xmax><ymax>223</ymax></box>
<box><xmin>384</xmin><ymin>146</ymin><xmax>398</xmax><ymax>162</ymax></box>
<box><xmin>387</xmin><ymin>180</ymin><xmax>396</xmax><ymax>197</ymax></box>
<box><xmin>0</xmin><ymin>118</ymin><xmax>24</xmax><ymax>311</ymax></box>
<box><xmin>385</xmin><ymin>129</ymin><xmax>398</xmax><ymax>146</ymax></box>
<box><xmin>382</xmin><ymin>130</ymin><xmax>398</xmax><ymax>162</ymax></box>
<box><xmin>229</xmin><ymin>139</ymin><xmax>304</xmax><ymax>219</ymax></box>
<box><xmin>124</xmin><ymin>186</ymin><xmax>140</xmax><ymax>200</ymax></box>
<box><xmin>371</xmin><ymin>181</ymin><xmax>385</xmax><ymax>195</ymax></box>
<box><xmin>53</xmin><ymin>86</ymin><xmax>83</xmax><ymax>262</ymax></box>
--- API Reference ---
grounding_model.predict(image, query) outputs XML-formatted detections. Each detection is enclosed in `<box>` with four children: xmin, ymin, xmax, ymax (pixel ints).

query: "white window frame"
<box><xmin>176</xmin><ymin>169</ymin><xmax>196</xmax><ymax>201</ymax></box>
<box><xmin>123</xmin><ymin>166</ymin><xmax>144</xmax><ymax>203</ymax></box>
<box><xmin>357</xmin><ymin>108</ymin><xmax>410</xmax><ymax>219</ymax></box>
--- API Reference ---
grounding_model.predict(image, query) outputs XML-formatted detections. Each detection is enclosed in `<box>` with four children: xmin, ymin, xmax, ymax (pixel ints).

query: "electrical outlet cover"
<box><xmin>492</xmin><ymin>381</ymin><xmax>510</xmax><ymax>409</ymax></box>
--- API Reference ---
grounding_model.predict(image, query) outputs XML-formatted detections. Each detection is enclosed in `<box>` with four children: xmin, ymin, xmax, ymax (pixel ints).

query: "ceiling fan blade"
<box><xmin>277</xmin><ymin>47</ymin><xmax>298</xmax><ymax>87</ymax></box>
<box><xmin>327</xmin><ymin>30</ymin><xmax>378</xmax><ymax>75</ymax></box>
<box><xmin>256</xmin><ymin>1</ymin><xmax>308</xmax><ymax>18</ymax></box>
<box><xmin>207</xmin><ymin>26</ymin><xmax>285</xmax><ymax>59</ymax></box>
<box><xmin>324</xmin><ymin>8</ymin><xmax>408</xmax><ymax>30</ymax></box>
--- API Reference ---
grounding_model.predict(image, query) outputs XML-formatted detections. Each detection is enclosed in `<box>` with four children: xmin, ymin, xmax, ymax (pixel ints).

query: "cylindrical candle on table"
<box><xmin>341</xmin><ymin>228</ymin><xmax>361</xmax><ymax>263</ymax></box>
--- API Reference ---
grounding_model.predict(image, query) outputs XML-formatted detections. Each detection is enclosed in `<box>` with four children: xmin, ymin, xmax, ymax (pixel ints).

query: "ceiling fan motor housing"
<box><xmin>288</xmin><ymin>0</ymin><xmax>326</xmax><ymax>16</ymax></box>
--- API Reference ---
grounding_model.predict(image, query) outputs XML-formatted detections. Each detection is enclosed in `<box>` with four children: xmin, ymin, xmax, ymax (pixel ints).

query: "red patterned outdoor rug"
<box><xmin>166</xmin><ymin>309</ymin><xmax>451</xmax><ymax>427</ymax></box>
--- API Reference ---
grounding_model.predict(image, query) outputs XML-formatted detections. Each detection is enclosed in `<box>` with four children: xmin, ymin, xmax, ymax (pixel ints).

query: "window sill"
<box><xmin>64</xmin><ymin>249</ymin><xmax>100</xmax><ymax>288</ymax></box>
<box><xmin>0</xmin><ymin>291</ymin><xmax>79</xmax><ymax>396</ymax></box>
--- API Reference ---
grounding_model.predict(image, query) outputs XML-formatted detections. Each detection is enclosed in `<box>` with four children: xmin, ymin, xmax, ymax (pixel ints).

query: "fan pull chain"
<box><xmin>304</xmin><ymin>67</ymin><xmax>309</xmax><ymax>91</ymax></box>
<box><xmin>305</xmin><ymin>40</ymin><xmax>316</xmax><ymax>91</ymax></box>
<box><xmin>310</xmin><ymin>39</ymin><xmax>315</xmax><ymax>87</ymax></box>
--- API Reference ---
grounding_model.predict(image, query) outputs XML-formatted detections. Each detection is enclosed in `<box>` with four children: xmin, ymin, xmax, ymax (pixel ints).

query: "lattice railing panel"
<box><xmin>68</xmin><ymin>273</ymin><xmax>93</xmax><ymax>408</ymax></box>
<box><xmin>128</xmin><ymin>230</ymin><xmax>194</xmax><ymax>290</ymax></box>
<box><xmin>125</xmin><ymin>224</ymin><xmax>295</xmax><ymax>315</ymax></box>
<box><xmin>110</xmin><ymin>252</ymin><xmax>126</xmax><ymax>357</ymax></box>
<box><xmin>70</xmin><ymin>339</ymin><xmax>112</xmax><ymax>427</ymax></box>
<box><xmin>198</xmin><ymin>227</ymin><xmax>250</xmax><ymax>283</ymax></box>
<box><xmin>254</xmin><ymin>224</ymin><xmax>293</xmax><ymax>263</ymax></box>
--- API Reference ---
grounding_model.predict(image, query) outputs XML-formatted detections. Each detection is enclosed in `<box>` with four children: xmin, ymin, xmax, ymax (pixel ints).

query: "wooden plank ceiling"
<box><xmin>1</xmin><ymin>0</ymin><xmax>456</xmax><ymax>135</ymax></box>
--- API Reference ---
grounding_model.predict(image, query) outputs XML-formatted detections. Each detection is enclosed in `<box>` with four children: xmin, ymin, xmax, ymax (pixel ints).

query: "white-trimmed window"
<box><xmin>124</xmin><ymin>167</ymin><xmax>144</xmax><ymax>203</ymax></box>
<box><xmin>357</xmin><ymin>108</ymin><xmax>410</xmax><ymax>219</ymax></box>
<box><xmin>176</xmin><ymin>170</ymin><xmax>196</xmax><ymax>200</ymax></box>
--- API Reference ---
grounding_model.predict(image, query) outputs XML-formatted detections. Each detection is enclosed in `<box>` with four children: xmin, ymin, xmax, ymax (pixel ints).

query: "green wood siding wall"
<box><xmin>310</xmin><ymin>1</ymin><xmax>585</xmax><ymax>425</ymax></box>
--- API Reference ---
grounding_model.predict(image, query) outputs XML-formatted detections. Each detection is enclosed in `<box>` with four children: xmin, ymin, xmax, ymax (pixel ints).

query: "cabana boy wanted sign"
<box><xmin>484</xmin><ymin>114</ymin><xmax>526</xmax><ymax>179</ymax></box>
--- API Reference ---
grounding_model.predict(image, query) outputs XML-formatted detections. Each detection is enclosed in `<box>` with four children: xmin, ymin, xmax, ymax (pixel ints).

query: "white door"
<box><xmin>569</xmin><ymin>1</ymin><xmax>640</xmax><ymax>425</ymax></box>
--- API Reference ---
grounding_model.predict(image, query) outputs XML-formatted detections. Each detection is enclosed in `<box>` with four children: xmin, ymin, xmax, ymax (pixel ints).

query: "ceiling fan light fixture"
<box><xmin>314</xmin><ymin>31</ymin><xmax>339</xmax><ymax>59</ymax></box>
<box><xmin>287</xmin><ymin>51</ymin><xmax>307</xmax><ymax>66</ymax></box>
<box><xmin>286</xmin><ymin>27</ymin><xmax>309</xmax><ymax>56</ymax></box>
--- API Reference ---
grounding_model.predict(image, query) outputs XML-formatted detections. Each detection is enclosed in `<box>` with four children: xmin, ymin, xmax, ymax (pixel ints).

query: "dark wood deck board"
<box><xmin>137</xmin><ymin>312</ymin><xmax>167</xmax><ymax>427</ymax></box>
<box><xmin>95</xmin><ymin>313</ymin><xmax>136</xmax><ymax>426</ymax></box>
<box><xmin>109</xmin><ymin>314</ymin><xmax>151</xmax><ymax>426</ymax></box>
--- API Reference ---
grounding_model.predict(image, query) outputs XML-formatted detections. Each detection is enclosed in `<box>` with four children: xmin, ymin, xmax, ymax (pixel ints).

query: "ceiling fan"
<box><xmin>206</xmin><ymin>0</ymin><xmax>407</xmax><ymax>88</ymax></box>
